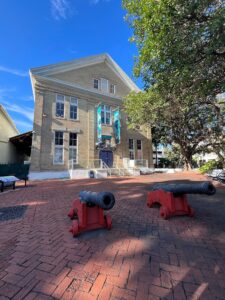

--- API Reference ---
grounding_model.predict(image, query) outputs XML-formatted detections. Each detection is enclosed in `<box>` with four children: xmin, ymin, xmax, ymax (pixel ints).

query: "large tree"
<box><xmin>123</xmin><ymin>0</ymin><xmax>225</xmax><ymax>169</ymax></box>
<box><xmin>125</xmin><ymin>90</ymin><xmax>225</xmax><ymax>169</ymax></box>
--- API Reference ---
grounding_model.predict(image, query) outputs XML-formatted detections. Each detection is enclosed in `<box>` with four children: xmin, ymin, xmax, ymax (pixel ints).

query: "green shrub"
<box><xmin>199</xmin><ymin>160</ymin><xmax>220</xmax><ymax>174</ymax></box>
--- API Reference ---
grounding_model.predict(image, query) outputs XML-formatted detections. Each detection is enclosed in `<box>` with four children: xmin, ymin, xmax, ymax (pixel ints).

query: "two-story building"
<box><xmin>29</xmin><ymin>54</ymin><xmax>153</xmax><ymax>179</ymax></box>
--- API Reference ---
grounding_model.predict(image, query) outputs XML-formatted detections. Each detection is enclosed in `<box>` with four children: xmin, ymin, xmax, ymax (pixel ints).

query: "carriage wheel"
<box><xmin>160</xmin><ymin>206</ymin><xmax>169</xmax><ymax>219</ymax></box>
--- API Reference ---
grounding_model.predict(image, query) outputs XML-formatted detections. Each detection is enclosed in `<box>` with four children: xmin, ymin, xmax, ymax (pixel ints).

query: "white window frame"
<box><xmin>101</xmin><ymin>105</ymin><xmax>111</xmax><ymax>125</ymax></box>
<box><xmin>101</xmin><ymin>78</ymin><xmax>109</xmax><ymax>93</ymax></box>
<box><xmin>110</xmin><ymin>84</ymin><xmax>116</xmax><ymax>94</ymax></box>
<box><xmin>69</xmin><ymin>132</ymin><xmax>78</xmax><ymax>164</ymax></box>
<box><xmin>129</xmin><ymin>138</ymin><xmax>135</xmax><ymax>160</ymax></box>
<box><xmin>70</xmin><ymin>97</ymin><xmax>78</xmax><ymax>120</ymax></box>
<box><xmin>53</xmin><ymin>131</ymin><xmax>64</xmax><ymax>165</ymax></box>
<box><xmin>137</xmin><ymin>139</ymin><xmax>143</xmax><ymax>160</ymax></box>
<box><xmin>93</xmin><ymin>78</ymin><xmax>99</xmax><ymax>90</ymax></box>
<box><xmin>55</xmin><ymin>94</ymin><xmax>65</xmax><ymax>118</ymax></box>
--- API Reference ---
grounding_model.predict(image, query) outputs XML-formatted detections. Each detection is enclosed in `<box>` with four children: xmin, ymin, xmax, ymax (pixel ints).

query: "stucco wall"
<box><xmin>0</xmin><ymin>108</ymin><xmax>20</xmax><ymax>163</ymax></box>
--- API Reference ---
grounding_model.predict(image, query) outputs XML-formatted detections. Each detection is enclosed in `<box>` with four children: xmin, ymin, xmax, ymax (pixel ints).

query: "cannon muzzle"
<box><xmin>79</xmin><ymin>191</ymin><xmax>115</xmax><ymax>210</ymax></box>
<box><xmin>150</xmin><ymin>181</ymin><xmax>216</xmax><ymax>196</ymax></box>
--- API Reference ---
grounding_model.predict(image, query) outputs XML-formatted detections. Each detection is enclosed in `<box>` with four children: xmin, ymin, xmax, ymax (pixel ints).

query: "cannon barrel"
<box><xmin>79</xmin><ymin>191</ymin><xmax>115</xmax><ymax>210</ymax></box>
<box><xmin>150</xmin><ymin>181</ymin><xmax>216</xmax><ymax>196</ymax></box>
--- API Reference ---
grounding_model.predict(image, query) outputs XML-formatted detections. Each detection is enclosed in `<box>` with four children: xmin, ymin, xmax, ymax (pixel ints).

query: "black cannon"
<box><xmin>150</xmin><ymin>181</ymin><xmax>216</xmax><ymax>196</ymax></box>
<box><xmin>79</xmin><ymin>191</ymin><xmax>115</xmax><ymax>210</ymax></box>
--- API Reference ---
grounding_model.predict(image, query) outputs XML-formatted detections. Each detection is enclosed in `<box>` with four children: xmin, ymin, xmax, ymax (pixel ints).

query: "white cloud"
<box><xmin>20</xmin><ymin>95</ymin><xmax>34</xmax><ymax>102</ymax></box>
<box><xmin>51</xmin><ymin>0</ymin><xmax>71</xmax><ymax>20</ymax></box>
<box><xmin>0</xmin><ymin>66</ymin><xmax>28</xmax><ymax>77</ymax></box>
<box><xmin>0</xmin><ymin>99</ymin><xmax>34</xmax><ymax>122</ymax></box>
<box><xmin>0</xmin><ymin>87</ymin><xmax>16</xmax><ymax>97</ymax></box>
<box><xmin>90</xmin><ymin>0</ymin><xmax>111</xmax><ymax>4</ymax></box>
<box><xmin>14</xmin><ymin>119</ymin><xmax>33</xmax><ymax>131</ymax></box>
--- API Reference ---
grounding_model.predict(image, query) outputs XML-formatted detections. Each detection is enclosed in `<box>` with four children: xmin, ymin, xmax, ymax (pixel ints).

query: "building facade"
<box><xmin>30</xmin><ymin>54</ymin><xmax>153</xmax><ymax>175</ymax></box>
<box><xmin>0</xmin><ymin>105</ymin><xmax>20</xmax><ymax>163</ymax></box>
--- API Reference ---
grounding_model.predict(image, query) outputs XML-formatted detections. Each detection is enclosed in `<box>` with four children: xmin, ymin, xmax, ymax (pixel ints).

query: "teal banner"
<box><xmin>97</xmin><ymin>105</ymin><xmax>102</xmax><ymax>142</ymax></box>
<box><xmin>113</xmin><ymin>109</ymin><xmax>121</xmax><ymax>144</ymax></box>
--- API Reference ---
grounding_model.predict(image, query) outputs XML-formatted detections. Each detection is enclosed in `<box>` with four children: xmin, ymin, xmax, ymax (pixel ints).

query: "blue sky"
<box><xmin>0</xmin><ymin>0</ymin><xmax>139</xmax><ymax>133</ymax></box>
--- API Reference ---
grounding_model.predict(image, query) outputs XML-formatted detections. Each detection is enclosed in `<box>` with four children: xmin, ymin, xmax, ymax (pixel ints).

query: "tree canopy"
<box><xmin>123</xmin><ymin>0</ymin><xmax>225</xmax><ymax>169</ymax></box>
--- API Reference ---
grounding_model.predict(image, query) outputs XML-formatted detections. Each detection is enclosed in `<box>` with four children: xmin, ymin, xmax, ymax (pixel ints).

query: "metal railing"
<box><xmin>68</xmin><ymin>159</ymin><xmax>103</xmax><ymax>170</ymax></box>
<box><xmin>101</xmin><ymin>161</ymin><xmax>111</xmax><ymax>176</ymax></box>
<box><xmin>68</xmin><ymin>158</ymin><xmax>147</xmax><ymax>177</ymax></box>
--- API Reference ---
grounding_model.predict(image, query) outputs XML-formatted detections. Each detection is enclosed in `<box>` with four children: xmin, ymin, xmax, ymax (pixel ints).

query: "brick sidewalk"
<box><xmin>0</xmin><ymin>172</ymin><xmax>224</xmax><ymax>299</ymax></box>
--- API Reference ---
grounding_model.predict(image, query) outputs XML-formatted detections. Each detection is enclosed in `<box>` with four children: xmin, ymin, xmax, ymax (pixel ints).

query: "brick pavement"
<box><xmin>0</xmin><ymin>172</ymin><xmax>225</xmax><ymax>299</ymax></box>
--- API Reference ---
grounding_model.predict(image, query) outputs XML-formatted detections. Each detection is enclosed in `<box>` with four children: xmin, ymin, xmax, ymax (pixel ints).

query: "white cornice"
<box><xmin>32</xmin><ymin>74</ymin><xmax>124</xmax><ymax>102</ymax></box>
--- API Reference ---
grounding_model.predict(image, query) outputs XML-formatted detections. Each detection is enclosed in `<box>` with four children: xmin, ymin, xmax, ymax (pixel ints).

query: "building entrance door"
<box><xmin>99</xmin><ymin>150</ymin><xmax>113</xmax><ymax>168</ymax></box>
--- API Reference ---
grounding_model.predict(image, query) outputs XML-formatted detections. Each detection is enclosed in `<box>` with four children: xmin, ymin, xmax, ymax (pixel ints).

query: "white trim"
<box><xmin>100</xmin><ymin>78</ymin><xmax>109</xmax><ymax>93</ymax></box>
<box><xmin>32</xmin><ymin>75</ymin><xmax>123</xmax><ymax>102</ymax></box>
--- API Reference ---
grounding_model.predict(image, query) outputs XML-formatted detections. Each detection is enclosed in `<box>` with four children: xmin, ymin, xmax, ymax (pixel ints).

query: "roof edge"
<box><xmin>0</xmin><ymin>105</ymin><xmax>20</xmax><ymax>134</ymax></box>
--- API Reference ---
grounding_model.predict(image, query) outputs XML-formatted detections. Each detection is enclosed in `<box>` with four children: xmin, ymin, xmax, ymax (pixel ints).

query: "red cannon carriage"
<box><xmin>68</xmin><ymin>191</ymin><xmax>115</xmax><ymax>237</ymax></box>
<box><xmin>147</xmin><ymin>181</ymin><xmax>216</xmax><ymax>219</ymax></box>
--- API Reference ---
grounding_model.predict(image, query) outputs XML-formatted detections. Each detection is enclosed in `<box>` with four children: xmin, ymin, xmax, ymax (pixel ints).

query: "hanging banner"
<box><xmin>97</xmin><ymin>105</ymin><xmax>102</xmax><ymax>142</ymax></box>
<box><xmin>113</xmin><ymin>108</ymin><xmax>121</xmax><ymax>144</ymax></box>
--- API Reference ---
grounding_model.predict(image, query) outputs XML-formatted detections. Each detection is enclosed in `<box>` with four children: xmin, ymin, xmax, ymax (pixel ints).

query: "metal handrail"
<box><xmin>101</xmin><ymin>161</ymin><xmax>111</xmax><ymax>176</ymax></box>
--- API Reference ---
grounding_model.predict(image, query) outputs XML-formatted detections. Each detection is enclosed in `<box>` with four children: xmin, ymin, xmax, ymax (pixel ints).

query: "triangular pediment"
<box><xmin>30</xmin><ymin>54</ymin><xmax>140</xmax><ymax>98</ymax></box>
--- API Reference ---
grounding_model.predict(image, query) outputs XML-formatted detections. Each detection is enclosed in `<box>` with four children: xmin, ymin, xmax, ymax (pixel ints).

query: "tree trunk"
<box><xmin>184</xmin><ymin>160</ymin><xmax>192</xmax><ymax>171</ymax></box>
<box><xmin>182</xmin><ymin>152</ymin><xmax>193</xmax><ymax>171</ymax></box>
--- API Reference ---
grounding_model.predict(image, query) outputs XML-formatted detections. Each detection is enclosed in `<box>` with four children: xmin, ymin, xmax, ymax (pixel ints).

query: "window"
<box><xmin>101</xmin><ymin>78</ymin><xmax>109</xmax><ymax>93</ymax></box>
<box><xmin>101</xmin><ymin>105</ymin><xmax>111</xmax><ymax>125</ymax></box>
<box><xmin>93</xmin><ymin>79</ymin><xmax>99</xmax><ymax>90</ymax></box>
<box><xmin>56</xmin><ymin>94</ymin><xmax>64</xmax><ymax>118</ymax></box>
<box><xmin>129</xmin><ymin>139</ymin><xmax>135</xmax><ymax>160</ymax></box>
<box><xmin>110</xmin><ymin>84</ymin><xmax>116</xmax><ymax>94</ymax></box>
<box><xmin>70</xmin><ymin>97</ymin><xmax>78</xmax><ymax>120</ymax></box>
<box><xmin>54</xmin><ymin>131</ymin><xmax>64</xmax><ymax>164</ymax></box>
<box><xmin>69</xmin><ymin>133</ymin><xmax>78</xmax><ymax>164</ymax></box>
<box><xmin>137</xmin><ymin>140</ymin><xmax>142</xmax><ymax>159</ymax></box>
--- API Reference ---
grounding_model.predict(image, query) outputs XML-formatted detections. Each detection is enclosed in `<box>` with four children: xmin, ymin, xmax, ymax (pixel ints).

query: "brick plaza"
<box><xmin>0</xmin><ymin>172</ymin><xmax>225</xmax><ymax>300</ymax></box>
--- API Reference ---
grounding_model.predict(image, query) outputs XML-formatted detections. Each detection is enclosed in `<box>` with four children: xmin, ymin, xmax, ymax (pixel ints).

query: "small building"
<box><xmin>0</xmin><ymin>105</ymin><xmax>20</xmax><ymax>163</ymax></box>
<box><xmin>29</xmin><ymin>54</ymin><xmax>153</xmax><ymax>179</ymax></box>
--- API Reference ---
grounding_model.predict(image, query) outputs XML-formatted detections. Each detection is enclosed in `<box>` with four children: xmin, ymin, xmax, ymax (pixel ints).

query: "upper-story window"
<box><xmin>101</xmin><ymin>78</ymin><xmax>109</xmax><ymax>93</ymax></box>
<box><xmin>93</xmin><ymin>78</ymin><xmax>115</xmax><ymax>95</ymax></box>
<box><xmin>93</xmin><ymin>79</ymin><xmax>99</xmax><ymax>90</ymax></box>
<box><xmin>101</xmin><ymin>105</ymin><xmax>111</xmax><ymax>125</ymax></box>
<box><xmin>70</xmin><ymin>97</ymin><xmax>78</xmax><ymax>120</ymax></box>
<box><xmin>110</xmin><ymin>84</ymin><xmax>116</xmax><ymax>94</ymax></box>
<box><xmin>56</xmin><ymin>94</ymin><xmax>65</xmax><ymax>118</ymax></box>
